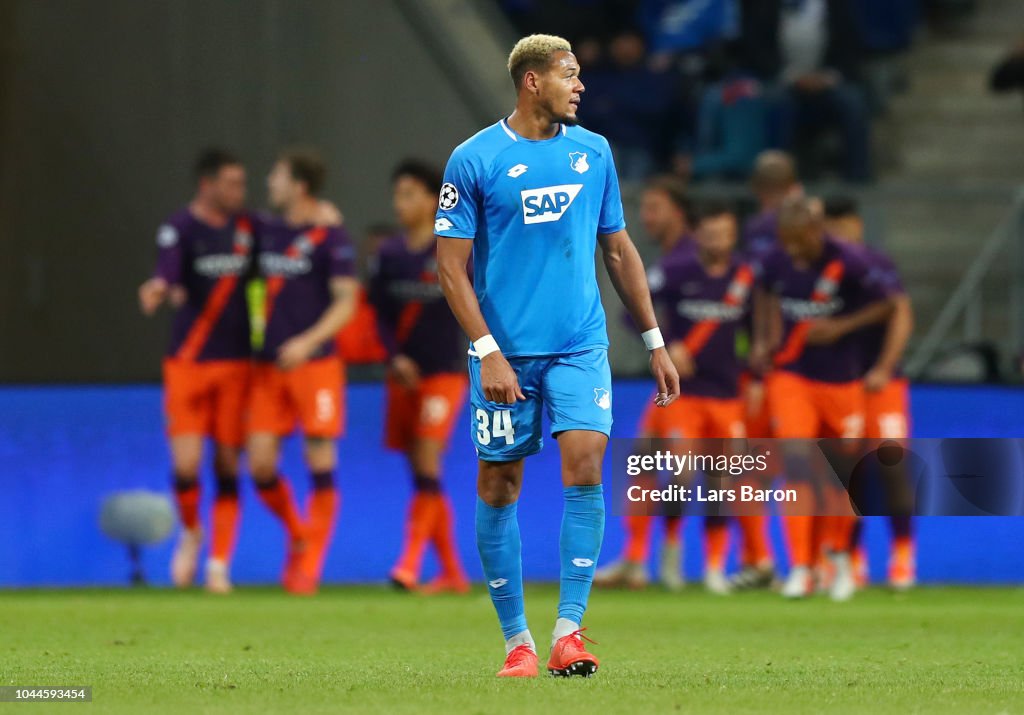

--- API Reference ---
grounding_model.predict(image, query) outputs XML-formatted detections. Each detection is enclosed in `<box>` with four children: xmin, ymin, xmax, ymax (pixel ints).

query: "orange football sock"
<box><xmin>737</xmin><ymin>514</ymin><xmax>772</xmax><ymax>566</ymax></box>
<box><xmin>308</xmin><ymin>471</ymin><xmax>340</xmax><ymax>580</ymax></box>
<box><xmin>210</xmin><ymin>497</ymin><xmax>239</xmax><ymax>562</ymax></box>
<box><xmin>393</xmin><ymin>491</ymin><xmax>439</xmax><ymax>584</ymax></box>
<box><xmin>823</xmin><ymin>515</ymin><xmax>858</xmax><ymax>554</ymax></box>
<box><xmin>663</xmin><ymin>514</ymin><xmax>683</xmax><ymax>547</ymax></box>
<box><xmin>784</xmin><ymin>515</ymin><xmax>814</xmax><ymax>568</ymax></box>
<box><xmin>889</xmin><ymin>534</ymin><xmax>915</xmax><ymax>579</ymax></box>
<box><xmin>210</xmin><ymin>475</ymin><xmax>240</xmax><ymax>563</ymax></box>
<box><xmin>624</xmin><ymin>515</ymin><xmax>654</xmax><ymax>562</ymax></box>
<box><xmin>173</xmin><ymin>475</ymin><xmax>200</xmax><ymax>530</ymax></box>
<box><xmin>891</xmin><ymin>535</ymin><xmax>914</xmax><ymax>562</ymax></box>
<box><xmin>432</xmin><ymin>494</ymin><xmax>467</xmax><ymax>580</ymax></box>
<box><xmin>704</xmin><ymin>518</ymin><xmax>730</xmax><ymax>572</ymax></box>
<box><xmin>255</xmin><ymin>475</ymin><xmax>305</xmax><ymax>541</ymax></box>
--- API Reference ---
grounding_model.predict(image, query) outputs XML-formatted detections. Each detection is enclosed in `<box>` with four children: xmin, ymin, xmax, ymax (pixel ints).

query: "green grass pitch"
<box><xmin>2</xmin><ymin>585</ymin><xmax>1023</xmax><ymax>714</ymax></box>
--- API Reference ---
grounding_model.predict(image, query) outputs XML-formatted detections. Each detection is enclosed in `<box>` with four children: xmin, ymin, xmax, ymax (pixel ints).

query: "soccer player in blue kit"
<box><xmin>435</xmin><ymin>34</ymin><xmax>680</xmax><ymax>678</ymax></box>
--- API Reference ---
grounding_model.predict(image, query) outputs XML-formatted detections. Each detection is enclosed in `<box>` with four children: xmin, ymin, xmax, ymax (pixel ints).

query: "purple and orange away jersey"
<box><xmin>368</xmin><ymin>235</ymin><xmax>465</xmax><ymax>376</ymax></box>
<box><xmin>255</xmin><ymin>215</ymin><xmax>356</xmax><ymax>361</ymax></box>
<box><xmin>629</xmin><ymin>233</ymin><xmax>695</xmax><ymax>330</ymax></box>
<box><xmin>759</xmin><ymin>235</ymin><xmax>889</xmax><ymax>384</ymax></box>
<box><xmin>665</xmin><ymin>233</ymin><xmax>697</xmax><ymax>263</ymax></box>
<box><xmin>652</xmin><ymin>255</ymin><xmax>755</xmax><ymax>398</ymax></box>
<box><xmin>154</xmin><ymin>208</ymin><xmax>254</xmax><ymax>361</ymax></box>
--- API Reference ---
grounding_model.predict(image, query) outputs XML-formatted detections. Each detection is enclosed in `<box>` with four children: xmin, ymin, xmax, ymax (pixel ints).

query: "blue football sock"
<box><xmin>476</xmin><ymin>497</ymin><xmax>527</xmax><ymax>640</ymax></box>
<box><xmin>558</xmin><ymin>484</ymin><xmax>605</xmax><ymax>625</ymax></box>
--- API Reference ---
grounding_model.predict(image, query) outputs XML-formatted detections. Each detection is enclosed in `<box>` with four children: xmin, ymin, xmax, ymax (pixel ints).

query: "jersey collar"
<box><xmin>499</xmin><ymin>117</ymin><xmax>566</xmax><ymax>143</ymax></box>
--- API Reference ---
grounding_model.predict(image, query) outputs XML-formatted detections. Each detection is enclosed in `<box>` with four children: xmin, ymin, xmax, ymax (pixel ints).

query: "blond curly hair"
<box><xmin>507</xmin><ymin>34</ymin><xmax>573</xmax><ymax>89</ymax></box>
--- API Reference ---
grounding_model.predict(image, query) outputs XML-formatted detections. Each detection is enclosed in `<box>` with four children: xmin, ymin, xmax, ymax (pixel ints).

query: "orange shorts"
<box><xmin>639</xmin><ymin>393</ymin><xmax>746</xmax><ymax>439</ymax></box>
<box><xmin>163</xmin><ymin>358</ymin><xmax>251</xmax><ymax>447</ymax></box>
<box><xmin>767</xmin><ymin>371</ymin><xmax>865</xmax><ymax>439</ymax></box>
<box><xmin>865</xmin><ymin>377</ymin><xmax>910</xmax><ymax>439</ymax></box>
<box><xmin>385</xmin><ymin>372</ymin><xmax>468</xmax><ymax>451</ymax></box>
<box><xmin>249</xmin><ymin>356</ymin><xmax>346</xmax><ymax>438</ymax></box>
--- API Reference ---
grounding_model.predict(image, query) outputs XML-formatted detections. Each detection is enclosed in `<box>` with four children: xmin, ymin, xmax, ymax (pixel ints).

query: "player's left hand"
<box><xmin>864</xmin><ymin>366</ymin><xmax>892</xmax><ymax>393</ymax></box>
<box><xmin>277</xmin><ymin>334</ymin><xmax>317</xmax><ymax>370</ymax></box>
<box><xmin>805</xmin><ymin>318</ymin><xmax>845</xmax><ymax>345</ymax></box>
<box><xmin>650</xmin><ymin>347</ymin><xmax>680</xmax><ymax>408</ymax></box>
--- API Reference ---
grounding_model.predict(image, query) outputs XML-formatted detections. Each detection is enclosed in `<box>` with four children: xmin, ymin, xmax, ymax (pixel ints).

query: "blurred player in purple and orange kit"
<box><xmin>755</xmin><ymin>196</ymin><xmax>897</xmax><ymax>601</ymax></box>
<box><xmin>594</xmin><ymin>176</ymin><xmax>693</xmax><ymax>591</ymax></box>
<box><xmin>742</xmin><ymin>150</ymin><xmax>801</xmax><ymax>260</ymax></box>
<box><xmin>729</xmin><ymin>151</ymin><xmax>804</xmax><ymax>588</ymax></box>
<box><xmin>825</xmin><ymin>197</ymin><xmax>916</xmax><ymax>590</ymax></box>
<box><xmin>248</xmin><ymin>149</ymin><xmax>358</xmax><ymax>595</ymax></box>
<box><xmin>739</xmin><ymin>152</ymin><xmax>801</xmax><ymax>438</ymax></box>
<box><xmin>598</xmin><ymin>202</ymin><xmax>760</xmax><ymax>594</ymax></box>
<box><xmin>139</xmin><ymin>148</ymin><xmax>252</xmax><ymax>594</ymax></box>
<box><xmin>369</xmin><ymin>160</ymin><xmax>470</xmax><ymax>594</ymax></box>
<box><xmin>335</xmin><ymin>223</ymin><xmax>393</xmax><ymax>366</ymax></box>
<box><xmin>639</xmin><ymin>175</ymin><xmax>694</xmax><ymax>262</ymax></box>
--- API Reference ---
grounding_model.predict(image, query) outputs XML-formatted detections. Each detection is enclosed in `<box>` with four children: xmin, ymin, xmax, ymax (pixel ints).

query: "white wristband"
<box><xmin>474</xmin><ymin>333</ymin><xmax>500</xmax><ymax>358</ymax></box>
<box><xmin>641</xmin><ymin>327</ymin><xmax>665</xmax><ymax>351</ymax></box>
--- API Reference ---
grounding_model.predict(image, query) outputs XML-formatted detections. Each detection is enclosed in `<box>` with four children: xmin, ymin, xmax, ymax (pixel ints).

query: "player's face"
<box><xmin>392</xmin><ymin>175</ymin><xmax>437</xmax><ymax>229</ymax></box>
<box><xmin>205</xmin><ymin>164</ymin><xmax>247</xmax><ymax>214</ymax></box>
<box><xmin>537</xmin><ymin>51</ymin><xmax>584</xmax><ymax>125</ymax></box>
<box><xmin>640</xmin><ymin>190</ymin><xmax>683</xmax><ymax>242</ymax></box>
<box><xmin>826</xmin><ymin>215</ymin><xmax>864</xmax><ymax>244</ymax></box>
<box><xmin>266</xmin><ymin>160</ymin><xmax>298</xmax><ymax>211</ymax></box>
<box><xmin>696</xmin><ymin>214</ymin><xmax>737</xmax><ymax>258</ymax></box>
<box><xmin>779</xmin><ymin>220</ymin><xmax>820</xmax><ymax>263</ymax></box>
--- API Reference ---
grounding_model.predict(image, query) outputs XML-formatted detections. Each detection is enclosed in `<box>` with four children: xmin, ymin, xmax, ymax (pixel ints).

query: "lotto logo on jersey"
<box><xmin>520</xmin><ymin>184</ymin><xmax>583</xmax><ymax>224</ymax></box>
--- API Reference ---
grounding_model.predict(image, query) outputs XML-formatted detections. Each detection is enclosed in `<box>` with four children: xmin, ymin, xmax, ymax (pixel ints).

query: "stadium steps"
<box><xmin>881</xmin><ymin>0</ymin><xmax>1024</xmax><ymax>368</ymax></box>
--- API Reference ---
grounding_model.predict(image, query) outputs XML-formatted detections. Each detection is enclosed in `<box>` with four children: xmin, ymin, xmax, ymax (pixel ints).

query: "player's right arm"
<box><xmin>866</xmin><ymin>260</ymin><xmax>914</xmax><ymax>392</ymax></box>
<box><xmin>749</xmin><ymin>258</ymin><xmax>781</xmax><ymax>374</ymax></box>
<box><xmin>866</xmin><ymin>293</ymin><xmax>912</xmax><ymax>391</ymax></box>
<box><xmin>437</xmin><ymin>237</ymin><xmax>524</xmax><ymax>405</ymax></box>
<box><xmin>367</xmin><ymin>249</ymin><xmax>421</xmax><ymax>389</ymax></box>
<box><xmin>434</xmin><ymin>143</ymin><xmax>523</xmax><ymax>405</ymax></box>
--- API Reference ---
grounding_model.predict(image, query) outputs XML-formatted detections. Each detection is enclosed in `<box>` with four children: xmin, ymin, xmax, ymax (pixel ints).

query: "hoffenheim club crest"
<box><xmin>569</xmin><ymin>152</ymin><xmax>589</xmax><ymax>174</ymax></box>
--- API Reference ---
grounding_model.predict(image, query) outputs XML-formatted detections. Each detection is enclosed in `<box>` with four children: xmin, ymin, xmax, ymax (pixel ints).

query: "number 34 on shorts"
<box><xmin>468</xmin><ymin>348</ymin><xmax>614</xmax><ymax>462</ymax></box>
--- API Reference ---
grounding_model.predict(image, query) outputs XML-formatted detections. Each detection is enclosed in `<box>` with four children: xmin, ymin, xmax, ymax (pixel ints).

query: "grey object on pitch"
<box><xmin>100</xmin><ymin>491</ymin><xmax>176</xmax><ymax>585</ymax></box>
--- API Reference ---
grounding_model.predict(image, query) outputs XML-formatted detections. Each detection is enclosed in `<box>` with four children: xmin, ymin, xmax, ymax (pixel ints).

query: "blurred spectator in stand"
<box><xmin>923</xmin><ymin>0</ymin><xmax>977</xmax><ymax>35</ymax></box>
<box><xmin>638</xmin><ymin>0</ymin><xmax>741</xmax><ymax>177</ymax></box>
<box><xmin>990</xmin><ymin>35</ymin><xmax>1024</xmax><ymax>109</ymax></box>
<box><xmin>640</xmin><ymin>0</ymin><xmax>739</xmax><ymax>63</ymax></box>
<box><xmin>581</xmin><ymin>28</ymin><xmax>682</xmax><ymax>180</ymax></box>
<box><xmin>500</xmin><ymin>0</ymin><xmax>635</xmax><ymax>42</ymax></box>
<box><xmin>741</xmin><ymin>0</ymin><xmax>873</xmax><ymax>182</ymax></box>
<box><xmin>691</xmin><ymin>63</ymin><xmax>772</xmax><ymax>181</ymax></box>
<box><xmin>855</xmin><ymin>0</ymin><xmax>918</xmax><ymax>114</ymax></box>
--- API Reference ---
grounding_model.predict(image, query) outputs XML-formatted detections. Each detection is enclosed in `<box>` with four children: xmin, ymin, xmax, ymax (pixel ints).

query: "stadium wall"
<box><xmin>2</xmin><ymin>381</ymin><xmax>1022</xmax><ymax>588</ymax></box>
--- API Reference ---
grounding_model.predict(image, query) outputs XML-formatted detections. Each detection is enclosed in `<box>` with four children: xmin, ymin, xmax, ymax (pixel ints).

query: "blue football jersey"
<box><xmin>435</xmin><ymin>118</ymin><xmax>626</xmax><ymax>357</ymax></box>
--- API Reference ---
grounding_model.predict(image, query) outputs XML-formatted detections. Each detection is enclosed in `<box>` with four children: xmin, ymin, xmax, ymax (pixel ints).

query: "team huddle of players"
<box><xmin>142</xmin><ymin>146</ymin><xmax>912</xmax><ymax>601</ymax></box>
<box><xmin>596</xmin><ymin>150</ymin><xmax>915</xmax><ymax>601</ymax></box>
<box><xmin>140</xmin><ymin>149</ymin><xmax>469</xmax><ymax>595</ymax></box>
